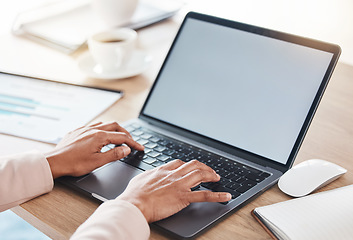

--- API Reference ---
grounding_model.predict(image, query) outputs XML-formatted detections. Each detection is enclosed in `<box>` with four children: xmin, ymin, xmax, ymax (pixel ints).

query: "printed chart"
<box><xmin>0</xmin><ymin>73</ymin><xmax>122</xmax><ymax>144</ymax></box>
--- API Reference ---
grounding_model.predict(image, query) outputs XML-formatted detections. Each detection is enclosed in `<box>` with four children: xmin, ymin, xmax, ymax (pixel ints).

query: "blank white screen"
<box><xmin>144</xmin><ymin>18</ymin><xmax>333</xmax><ymax>164</ymax></box>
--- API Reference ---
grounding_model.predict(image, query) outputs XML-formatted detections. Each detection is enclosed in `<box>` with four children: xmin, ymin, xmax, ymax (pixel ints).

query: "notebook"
<box><xmin>12</xmin><ymin>0</ymin><xmax>183</xmax><ymax>53</ymax></box>
<box><xmin>61</xmin><ymin>12</ymin><xmax>341</xmax><ymax>239</ymax></box>
<box><xmin>252</xmin><ymin>184</ymin><xmax>353</xmax><ymax>240</ymax></box>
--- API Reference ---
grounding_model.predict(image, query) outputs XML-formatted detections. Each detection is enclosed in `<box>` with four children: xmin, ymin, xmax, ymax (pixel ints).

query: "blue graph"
<box><xmin>0</xmin><ymin>93</ymin><xmax>66</xmax><ymax>120</ymax></box>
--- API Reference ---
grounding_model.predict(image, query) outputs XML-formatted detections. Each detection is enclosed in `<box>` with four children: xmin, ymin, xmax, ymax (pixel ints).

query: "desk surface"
<box><xmin>2</xmin><ymin>9</ymin><xmax>353</xmax><ymax>240</ymax></box>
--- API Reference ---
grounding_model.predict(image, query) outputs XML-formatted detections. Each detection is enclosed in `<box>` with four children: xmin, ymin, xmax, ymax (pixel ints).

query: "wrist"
<box><xmin>45</xmin><ymin>150</ymin><xmax>66</xmax><ymax>179</ymax></box>
<box><xmin>116</xmin><ymin>195</ymin><xmax>151</xmax><ymax>222</ymax></box>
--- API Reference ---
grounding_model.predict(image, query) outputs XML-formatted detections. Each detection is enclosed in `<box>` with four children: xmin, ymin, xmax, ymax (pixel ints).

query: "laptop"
<box><xmin>61</xmin><ymin>12</ymin><xmax>341</xmax><ymax>239</ymax></box>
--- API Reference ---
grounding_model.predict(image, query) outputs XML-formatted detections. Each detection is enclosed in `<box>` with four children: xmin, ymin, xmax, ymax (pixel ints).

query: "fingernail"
<box><xmin>122</xmin><ymin>146</ymin><xmax>131</xmax><ymax>156</ymax></box>
<box><xmin>221</xmin><ymin>193</ymin><xmax>232</xmax><ymax>201</ymax></box>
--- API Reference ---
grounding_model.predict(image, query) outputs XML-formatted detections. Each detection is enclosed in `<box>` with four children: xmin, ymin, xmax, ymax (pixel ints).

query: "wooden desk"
<box><xmin>2</xmin><ymin>14</ymin><xmax>353</xmax><ymax>240</ymax></box>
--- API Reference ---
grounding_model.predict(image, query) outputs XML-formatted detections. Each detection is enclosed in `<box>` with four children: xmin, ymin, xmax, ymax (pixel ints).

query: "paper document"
<box><xmin>0</xmin><ymin>73</ymin><xmax>122</xmax><ymax>144</ymax></box>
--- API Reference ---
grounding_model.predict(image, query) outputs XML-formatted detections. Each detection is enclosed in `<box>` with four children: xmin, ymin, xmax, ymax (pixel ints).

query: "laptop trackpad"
<box><xmin>75</xmin><ymin>161</ymin><xmax>143</xmax><ymax>200</ymax></box>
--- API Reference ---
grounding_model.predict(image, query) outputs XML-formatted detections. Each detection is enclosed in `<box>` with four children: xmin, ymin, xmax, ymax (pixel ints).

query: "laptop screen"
<box><xmin>142</xmin><ymin>17</ymin><xmax>335</xmax><ymax>165</ymax></box>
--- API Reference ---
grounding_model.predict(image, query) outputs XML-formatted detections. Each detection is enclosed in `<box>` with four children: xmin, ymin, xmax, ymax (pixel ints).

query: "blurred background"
<box><xmin>0</xmin><ymin>0</ymin><xmax>352</xmax><ymax>65</ymax></box>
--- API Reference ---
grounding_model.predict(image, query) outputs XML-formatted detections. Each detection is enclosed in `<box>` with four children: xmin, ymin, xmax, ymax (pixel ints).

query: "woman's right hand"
<box><xmin>117</xmin><ymin>159</ymin><xmax>232</xmax><ymax>223</ymax></box>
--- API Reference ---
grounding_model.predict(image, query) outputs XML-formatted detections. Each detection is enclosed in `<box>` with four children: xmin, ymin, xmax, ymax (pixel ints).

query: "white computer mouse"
<box><xmin>278</xmin><ymin>159</ymin><xmax>347</xmax><ymax>197</ymax></box>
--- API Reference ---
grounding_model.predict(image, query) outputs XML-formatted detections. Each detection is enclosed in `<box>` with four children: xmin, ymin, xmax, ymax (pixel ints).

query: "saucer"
<box><xmin>77</xmin><ymin>50</ymin><xmax>153</xmax><ymax>80</ymax></box>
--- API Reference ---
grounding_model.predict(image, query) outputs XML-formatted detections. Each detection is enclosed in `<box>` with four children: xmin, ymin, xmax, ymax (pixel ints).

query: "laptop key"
<box><xmin>165</xmin><ymin>158</ymin><xmax>176</xmax><ymax>163</ymax></box>
<box><xmin>154</xmin><ymin>146</ymin><xmax>166</xmax><ymax>152</ymax></box>
<box><xmin>236</xmin><ymin>185</ymin><xmax>253</xmax><ymax>194</ymax></box>
<box><xmin>231</xmin><ymin>191</ymin><xmax>241</xmax><ymax>199</ymax></box>
<box><xmin>144</xmin><ymin>148</ymin><xmax>152</xmax><ymax>154</ymax></box>
<box><xmin>125</xmin><ymin>126</ymin><xmax>134</xmax><ymax>132</ymax></box>
<box><xmin>201</xmin><ymin>182</ymin><xmax>216</xmax><ymax>190</ymax></box>
<box><xmin>152</xmin><ymin>160</ymin><xmax>165</xmax><ymax>167</ymax></box>
<box><xmin>180</xmin><ymin>148</ymin><xmax>193</xmax><ymax>155</ymax></box>
<box><xmin>162</xmin><ymin>149</ymin><xmax>175</xmax><ymax>156</ymax></box>
<box><xmin>157</xmin><ymin>155</ymin><xmax>170</xmax><ymax>162</ymax></box>
<box><xmin>242</xmin><ymin>165</ymin><xmax>263</xmax><ymax>175</ymax></box>
<box><xmin>234</xmin><ymin>169</ymin><xmax>250</xmax><ymax>176</ymax></box>
<box><xmin>143</xmin><ymin>157</ymin><xmax>157</xmax><ymax>164</ymax></box>
<box><xmin>158</xmin><ymin>139</ymin><xmax>170</xmax><ymax>146</ymax></box>
<box><xmin>224</xmin><ymin>172</ymin><xmax>237</xmax><ymax>179</ymax></box>
<box><xmin>223</xmin><ymin>162</ymin><xmax>238</xmax><ymax>172</ymax></box>
<box><xmin>149</xmin><ymin>136</ymin><xmax>160</xmax><ymax>142</ymax></box>
<box><xmin>225</xmin><ymin>182</ymin><xmax>241</xmax><ymax>190</ymax></box>
<box><xmin>215</xmin><ymin>168</ymin><xmax>227</xmax><ymax>177</ymax></box>
<box><xmin>141</xmin><ymin>133</ymin><xmax>153</xmax><ymax>139</ymax></box>
<box><xmin>148</xmin><ymin>151</ymin><xmax>161</xmax><ymax>158</ymax></box>
<box><xmin>145</xmin><ymin>142</ymin><xmax>158</xmax><ymax>149</ymax></box>
<box><xmin>246</xmin><ymin>173</ymin><xmax>265</xmax><ymax>182</ymax></box>
<box><xmin>137</xmin><ymin>139</ymin><xmax>149</xmax><ymax>145</ymax></box>
<box><xmin>236</xmin><ymin>180</ymin><xmax>257</xmax><ymax>193</ymax></box>
<box><xmin>219</xmin><ymin>177</ymin><xmax>231</xmax><ymax>186</ymax></box>
<box><xmin>131</xmin><ymin>130</ymin><xmax>143</xmax><ymax>136</ymax></box>
<box><xmin>131</xmin><ymin>123</ymin><xmax>141</xmax><ymax>129</ymax></box>
<box><xmin>191</xmin><ymin>184</ymin><xmax>200</xmax><ymax>191</ymax></box>
<box><xmin>232</xmin><ymin>176</ymin><xmax>246</xmax><ymax>184</ymax></box>
<box><xmin>187</xmin><ymin>152</ymin><xmax>197</xmax><ymax>159</ymax></box>
<box><xmin>166</xmin><ymin>143</ymin><xmax>176</xmax><ymax>149</ymax></box>
<box><xmin>212</xmin><ymin>184</ymin><xmax>240</xmax><ymax>199</ymax></box>
<box><xmin>132</xmin><ymin>136</ymin><xmax>140</xmax><ymax>141</ymax></box>
<box><xmin>171</xmin><ymin>152</ymin><xmax>185</xmax><ymax>159</ymax></box>
<box><xmin>242</xmin><ymin>179</ymin><xmax>257</xmax><ymax>187</ymax></box>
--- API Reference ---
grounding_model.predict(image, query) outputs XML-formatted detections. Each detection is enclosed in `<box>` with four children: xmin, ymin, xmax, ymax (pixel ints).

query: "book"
<box><xmin>252</xmin><ymin>184</ymin><xmax>353</xmax><ymax>240</ymax></box>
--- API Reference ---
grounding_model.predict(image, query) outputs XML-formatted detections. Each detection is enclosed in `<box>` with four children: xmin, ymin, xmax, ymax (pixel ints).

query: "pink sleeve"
<box><xmin>71</xmin><ymin>200</ymin><xmax>150</xmax><ymax>240</ymax></box>
<box><xmin>0</xmin><ymin>150</ymin><xmax>54</xmax><ymax>212</ymax></box>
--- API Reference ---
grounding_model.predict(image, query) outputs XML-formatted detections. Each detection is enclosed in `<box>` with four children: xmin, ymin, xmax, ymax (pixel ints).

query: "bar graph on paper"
<box><xmin>0</xmin><ymin>93</ymin><xmax>65</xmax><ymax>121</ymax></box>
<box><xmin>0</xmin><ymin>73</ymin><xmax>122</xmax><ymax>144</ymax></box>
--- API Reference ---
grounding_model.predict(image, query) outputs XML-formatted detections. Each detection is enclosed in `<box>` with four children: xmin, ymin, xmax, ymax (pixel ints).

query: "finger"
<box><xmin>98</xmin><ymin>145</ymin><xmax>131</xmax><ymax>165</ymax></box>
<box><xmin>174</xmin><ymin>160</ymin><xmax>216</xmax><ymax>176</ymax></box>
<box><xmin>88</xmin><ymin>122</ymin><xmax>103</xmax><ymax>127</ymax></box>
<box><xmin>104</xmin><ymin>131</ymin><xmax>144</xmax><ymax>151</ymax></box>
<box><xmin>159</xmin><ymin>159</ymin><xmax>185</xmax><ymax>170</ymax></box>
<box><xmin>186</xmin><ymin>190</ymin><xmax>232</xmax><ymax>203</ymax></box>
<box><xmin>73</xmin><ymin>122</ymin><xmax>103</xmax><ymax>132</ymax></box>
<box><xmin>93</xmin><ymin>122</ymin><xmax>132</xmax><ymax>138</ymax></box>
<box><xmin>179</xmin><ymin>169</ymin><xmax>220</xmax><ymax>188</ymax></box>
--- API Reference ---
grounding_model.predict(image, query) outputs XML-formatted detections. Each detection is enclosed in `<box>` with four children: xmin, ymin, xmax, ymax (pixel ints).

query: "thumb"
<box><xmin>99</xmin><ymin>145</ymin><xmax>131</xmax><ymax>165</ymax></box>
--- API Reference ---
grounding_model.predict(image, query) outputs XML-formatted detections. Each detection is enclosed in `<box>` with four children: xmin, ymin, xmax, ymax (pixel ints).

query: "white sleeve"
<box><xmin>0</xmin><ymin>151</ymin><xmax>54</xmax><ymax>212</ymax></box>
<box><xmin>71</xmin><ymin>200</ymin><xmax>150</xmax><ymax>240</ymax></box>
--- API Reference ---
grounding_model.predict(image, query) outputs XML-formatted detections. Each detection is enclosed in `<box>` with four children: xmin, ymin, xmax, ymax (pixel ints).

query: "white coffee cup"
<box><xmin>91</xmin><ymin>0</ymin><xmax>139</xmax><ymax>27</ymax></box>
<box><xmin>88</xmin><ymin>28</ymin><xmax>137</xmax><ymax>71</ymax></box>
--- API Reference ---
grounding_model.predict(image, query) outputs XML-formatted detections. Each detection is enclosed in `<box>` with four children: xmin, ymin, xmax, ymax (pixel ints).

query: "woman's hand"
<box><xmin>117</xmin><ymin>159</ymin><xmax>232</xmax><ymax>223</ymax></box>
<box><xmin>46</xmin><ymin>122</ymin><xmax>144</xmax><ymax>179</ymax></box>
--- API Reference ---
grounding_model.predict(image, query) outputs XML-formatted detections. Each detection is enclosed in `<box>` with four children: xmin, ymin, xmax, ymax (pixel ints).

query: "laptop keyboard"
<box><xmin>117</xmin><ymin>123</ymin><xmax>271</xmax><ymax>203</ymax></box>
